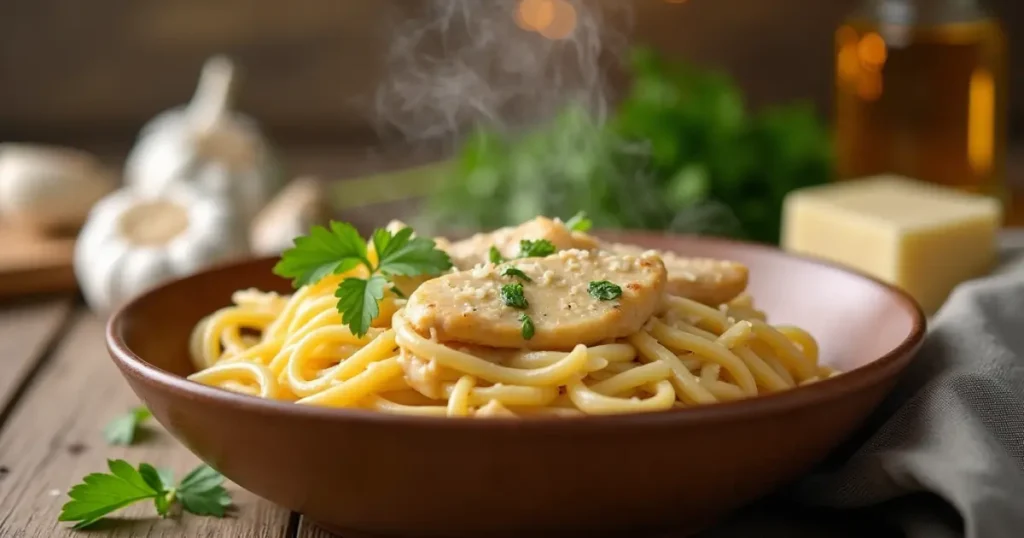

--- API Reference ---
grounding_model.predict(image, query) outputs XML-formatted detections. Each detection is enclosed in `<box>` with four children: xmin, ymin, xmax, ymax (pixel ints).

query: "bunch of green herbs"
<box><xmin>424</xmin><ymin>48</ymin><xmax>832</xmax><ymax>244</ymax></box>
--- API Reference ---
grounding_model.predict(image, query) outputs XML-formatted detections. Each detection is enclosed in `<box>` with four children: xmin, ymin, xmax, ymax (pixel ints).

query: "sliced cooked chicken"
<box><xmin>404</xmin><ymin>249</ymin><xmax>667</xmax><ymax>350</ymax></box>
<box><xmin>444</xmin><ymin>216</ymin><xmax>600</xmax><ymax>270</ymax></box>
<box><xmin>601</xmin><ymin>242</ymin><xmax>748</xmax><ymax>306</ymax></box>
<box><xmin>397</xmin><ymin>216</ymin><xmax>747</xmax><ymax>307</ymax></box>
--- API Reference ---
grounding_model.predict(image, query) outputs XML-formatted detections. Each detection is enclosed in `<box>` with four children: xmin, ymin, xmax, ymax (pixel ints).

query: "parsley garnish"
<box><xmin>274</xmin><ymin>222</ymin><xmax>452</xmax><ymax>337</ymax></box>
<box><xmin>489</xmin><ymin>246</ymin><xmax>504</xmax><ymax>264</ymax></box>
<box><xmin>58</xmin><ymin>460</ymin><xmax>231</xmax><ymax>529</ymax></box>
<box><xmin>519</xmin><ymin>313</ymin><xmax>535</xmax><ymax>340</ymax></box>
<box><xmin>564</xmin><ymin>211</ymin><xmax>592</xmax><ymax>232</ymax></box>
<box><xmin>517</xmin><ymin>239</ymin><xmax>556</xmax><ymax>258</ymax></box>
<box><xmin>500</xmin><ymin>283</ymin><xmax>529</xmax><ymax>309</ymax></box>
<box><xmin>500</xmin><ymin>266</ymin><xmax>532</xmax><ymax>282</ymax></box>
<box><xmin>104</xmin><ymin>406</ymin><xmax>151</xmax><ymax>446</ymax></box>
<box><xmin>588</xmin><ymin>280</ymin><xmax>622</xmax><ymax>301</ymax></box>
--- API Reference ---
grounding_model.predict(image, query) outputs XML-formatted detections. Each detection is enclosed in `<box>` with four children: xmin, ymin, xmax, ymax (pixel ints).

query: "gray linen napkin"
<box><xmin>791</xmin><ymin>248</ymin><xmax>1024</xmax><ymax>538</ymax></box>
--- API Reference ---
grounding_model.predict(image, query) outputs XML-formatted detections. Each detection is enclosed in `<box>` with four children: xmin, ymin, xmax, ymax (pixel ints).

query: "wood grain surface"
<box><xmin>0</xmin><ymin>297</ymin><xmax>74</xmax><ymax>419</ymax></box>
<box><xmin>0</xmin><ymin>312</ymin><xmax>292</xmax><ymax>538</ymax></box>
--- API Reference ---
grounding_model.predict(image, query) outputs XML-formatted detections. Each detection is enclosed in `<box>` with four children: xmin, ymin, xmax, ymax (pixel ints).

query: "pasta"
<box><xmin>187</xmin><ymin>217</ymin><xmax>839</xmax><ymax>418</ymax></box>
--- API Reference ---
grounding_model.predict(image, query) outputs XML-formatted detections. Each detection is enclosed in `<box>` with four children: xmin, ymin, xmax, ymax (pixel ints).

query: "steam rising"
<box><xmin>375</xmin><ymin>0</ymin><xmax>628</xmax><ymax>144</ymax></box>
<box><xmin>373</xmin><ymin>0</ymin><xmax>743</xmax><ymax>238</ymax></box>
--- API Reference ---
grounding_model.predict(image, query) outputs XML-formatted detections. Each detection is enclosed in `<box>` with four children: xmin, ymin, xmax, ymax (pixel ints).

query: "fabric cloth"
<box><xmin>791</xmin><ymin>235</ymin><xmax>1024</xmax><ymax>538</ymax></box>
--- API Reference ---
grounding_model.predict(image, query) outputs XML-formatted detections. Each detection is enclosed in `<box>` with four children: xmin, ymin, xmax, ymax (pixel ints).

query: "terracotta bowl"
<box><xmin>107</xmin><ymin>233</ymin><xmax>926</xmax><ymax>538</ymax></box>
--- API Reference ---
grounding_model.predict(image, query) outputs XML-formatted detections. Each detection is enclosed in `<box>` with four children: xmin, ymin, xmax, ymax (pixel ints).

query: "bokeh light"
<box><xmin>538</xmin><ymin>0</ymin><xmax>577</xmax><ymax>40</ymax></box>
<box><xmin>516</xmin><ymin>0</ymin><xmax>555</xmax><ymax>32</ymax></box>
<box><xmin>517</xmin><ymin>0</ymin><xmax>577</xmax><ymax>40</ymax></box>
<box><xmin>858</xmin><ymin>32</ymin><xmax>888</xmax><ymax>68</ymax></box>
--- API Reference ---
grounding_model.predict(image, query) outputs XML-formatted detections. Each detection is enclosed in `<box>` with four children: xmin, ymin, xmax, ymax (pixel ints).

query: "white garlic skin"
<box><xmin>124</xmin><ymin>110</ymin><xmax>283</xmax><ymax>225</ymax></box>
<box><xmin>74</xmin><ymin>184</ymin><xmax>249</xmax><ymax>314</ymax></box>
<box><xmin>0</xmin><ymin>144</ymin><xmax>115</xmax><ymax>233</ymax></box>
<box><xmin>123</xmin><ymin>56</ymin><xmax>283</xmax><ymax>226</ymax></box>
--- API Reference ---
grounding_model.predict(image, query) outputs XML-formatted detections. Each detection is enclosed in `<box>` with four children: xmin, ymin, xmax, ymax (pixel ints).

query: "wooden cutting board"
<box><xmin>0</xmin><ymin>223</ymin><xmax>77</xmax><ymax>299</ymax></box>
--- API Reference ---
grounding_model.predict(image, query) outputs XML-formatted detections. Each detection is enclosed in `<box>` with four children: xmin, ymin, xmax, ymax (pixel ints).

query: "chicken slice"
<box><xmin>403</xmin><ymin>249</ymin><xmax>667</xmax><ymax>350</ymax></box>
<box><xmin>601</xmin><ymin>242</ymin><xmax>748</xmax><ymax>306</ymax></box>
<box><xmin>444</xmin><ymin>216</ymin><xmax>600</xmax><ymax>270</ymax></box>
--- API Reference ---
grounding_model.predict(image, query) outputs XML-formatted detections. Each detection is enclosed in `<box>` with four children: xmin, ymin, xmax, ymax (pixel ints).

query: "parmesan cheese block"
<box><xmin>781</xmin><ymin>176</ymin><xmax>1002</xmax><ymax>313</ymax></box>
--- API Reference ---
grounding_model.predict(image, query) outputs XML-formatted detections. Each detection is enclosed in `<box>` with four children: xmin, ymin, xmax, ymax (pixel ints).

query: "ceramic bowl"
<box><xmin>106</xmin><ymin>232</ymin><xmax>926</xmax><ymax>537</ymax></box>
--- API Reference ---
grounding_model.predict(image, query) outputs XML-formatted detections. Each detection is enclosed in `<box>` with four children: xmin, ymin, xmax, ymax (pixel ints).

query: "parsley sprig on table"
<box><xmin>273</xmin><ymin>222</ymin><xmax>453</xmax><ymax>337</ymax></box>
<box><xmin>104</xmin><ymin>406</ymin><xmax>151</xmax><ymax>446</ymax></box>
<box><xmin>58</xmin><ymin>460</ymin><xmax>231</xmax><ymax>529</ymax></box>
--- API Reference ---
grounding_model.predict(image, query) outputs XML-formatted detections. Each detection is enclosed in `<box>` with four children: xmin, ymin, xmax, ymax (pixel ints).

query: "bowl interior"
<box><xmin>117</xmin><ymin>232</ymin><xmax>921</xmax><ymax>380</ymax></box>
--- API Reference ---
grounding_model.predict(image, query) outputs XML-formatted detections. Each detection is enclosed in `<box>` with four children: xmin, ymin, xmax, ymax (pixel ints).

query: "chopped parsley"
<box><xmin>588</xmin><ymin>280</ymin><xmax>622</xmax><ymax>301</ymax></box>
<box><xmin>489</xmin><ymin>246</ymin><xmax>504</xmax><ymax>264</ymax></box>
<box><xmin>500</xmin><ymin>266</ymin><xmax>532</xmax><ymax>282</ymax></box>
<box><xmin>500</xmin><ymin>283</ymin><xmax>529</xmax><ymax>309</ymax></box>
<box><xmin>564</xmin><ymin>211</ymin><xmax>592</xmax><ymax>232</ymax></box>
<box><xmin>519</xmin><ymin>313</ymin><xmax>535</xmax><ymax>340</ymax></box>
<box><xmin>518</xmin><ymin>239</ymin><xmax>556</xmax><ymax>258</ymax></box>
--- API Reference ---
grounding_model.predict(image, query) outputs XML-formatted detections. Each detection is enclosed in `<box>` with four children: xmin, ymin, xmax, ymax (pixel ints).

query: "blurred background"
<box><xmin>0</xmin><ymin>0</ymin><xmax>1020</xmax><ymax>300</ymax></box>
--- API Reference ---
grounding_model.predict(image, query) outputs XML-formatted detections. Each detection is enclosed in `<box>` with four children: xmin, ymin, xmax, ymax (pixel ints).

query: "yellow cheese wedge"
<box><xmin>781</xmin><ymin>175</ymin><xmax>1003</xmax><ymax>314</ymax></box>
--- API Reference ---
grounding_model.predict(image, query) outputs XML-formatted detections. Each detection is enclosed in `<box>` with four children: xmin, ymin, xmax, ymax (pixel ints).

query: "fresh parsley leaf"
<box><xmin>104</xmin><ymin>406</ymin><xmax>151</xmax><ymax>446</ymax></box>
<box><xmin>588</xmin><ymin>280</ymin><xmax>623</xmax><ymax>301</ymax></box>
<box><xmin>519</xmin><ymin>313</ymin><xmax>535</xmax><ymax>340</ymax></box>
<box><xmin>138</xmin><ymin>463</ymin><xmax>166</xmax><ymax>493</ymax></box>
<box><xmin>138</xmin><ymin>464</ymin><xmax>175</xmax><ymax>516</ymax></box>
<box><xmin>277</xmin><ymin>222</ymin><xmax>452</xmax><ymax>337</ymax></box>
<box><xmin>59</xmin><ymin>461</ymin><xmax>232</xmax><ymax>529</ymax></box>
<box><xmin>59</xmin><ymin>459</ymin><xmax>161</xmax><ymax>529</ymax></box>
<box><xmin>564</xmin><ymin>211</ymin><xmax>592</xmax><ymax>232</ymax></box>
<box><xmin>335</xmin><ymin>275</ymin><xmax>388</xmax><ymax>337</ymax></box>
<box><xmin>489</xmin><ymin>246</ymin><xmax>504</xmax><ymax>264</ymax></box>
<box><xmin>273</xmin><ymin>222</ymin><xmax>368</xmax><ymax>287</ymax></box>
<box><xmin>500</xmin><ymin>266</ymin><xmax>532</xmax><ymax>282</ymax></box>
<box><xmin>500</xmin><ymin>283</ymin><xmax>529</xmax><ymax>310</ymax></box>
<box><xmin>374</xmin><ymin>228</ymin><xmax>452</xmax><ymax>277</ymax></box>
<box><xmin>518</xmin><ymin>239</ymin><xmax>556</xmax><ymax>258</ymax></box>
<box><xmin>177</xmin><ymin>465</ymin><xmax>232</xmax><ymax>517</ymax></box>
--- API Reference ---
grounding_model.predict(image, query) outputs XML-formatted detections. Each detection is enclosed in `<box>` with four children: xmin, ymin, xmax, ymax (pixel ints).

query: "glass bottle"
<box><xmin>834</xmin><ymin>0</ymin><xmax>1008</xmax><ymax>202</ymax></box>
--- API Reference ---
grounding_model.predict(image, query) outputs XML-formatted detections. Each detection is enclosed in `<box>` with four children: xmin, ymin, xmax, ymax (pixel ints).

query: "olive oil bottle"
<box><xmin>835</xmin><ymin>0</ymin><xmax>1008</xmax><ymax>201</ymax></box>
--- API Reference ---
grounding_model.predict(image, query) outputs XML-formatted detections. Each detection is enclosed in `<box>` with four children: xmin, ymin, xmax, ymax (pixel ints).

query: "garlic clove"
<box><xmin>250</xmin><ymin>176</ymin><xmax>330</xmax><ymax>256</ymax></box>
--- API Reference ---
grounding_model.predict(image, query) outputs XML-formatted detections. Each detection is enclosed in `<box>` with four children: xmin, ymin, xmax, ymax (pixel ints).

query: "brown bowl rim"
<box><xmin>106</xmin><ymin>232</ymin><xmax>927</xmax><ymax>432</ymax></box>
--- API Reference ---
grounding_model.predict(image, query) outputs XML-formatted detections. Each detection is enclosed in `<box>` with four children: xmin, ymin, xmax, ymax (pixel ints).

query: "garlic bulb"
<box><xmin>74</xmin><ymin>184</ymin><xmax>249</xmax><ymax>314</ymax></box>
<box><xmin>250</xmin><ymin>176</ymin><xmax>330</xmax><ymax>256</ymax></box>
<box><xmin>0</xmin><ymin>144</ymin><xmax>115</xmax><ymax>233</ymax></box>
<box><xmin>124</xmin><ymin>55</ymin><xmax>283</xmax><ymax>225</ymax></box>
